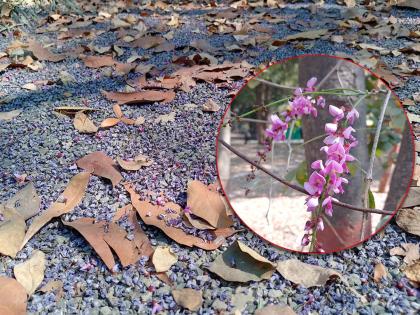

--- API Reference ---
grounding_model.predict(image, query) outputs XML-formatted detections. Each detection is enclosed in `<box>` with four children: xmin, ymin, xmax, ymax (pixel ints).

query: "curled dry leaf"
<box><xmin>74</xmin><ymin>111</ymin><xmax>99</xmax><ymax>133</ymax></box>
<box><xmin>13</xmin><ymin>250</ymin><xmax>46</xmax><ymax>296</ymax></box>
<box><xmin>373</xmin><ymin>263</ymin><xmax>388</xmax><ymax>283</ymax></box>
<box><xmin>125</xmin><ymin>184</ymin><xmax>230</xmax><ymax>250</ymax></box>
<box><xmin>103</xmin><ymin>222</ymin><xmax>139</xmax><ymax>267</ymax></box>
<box><xmin>38</xmin><ymin>280</ymin><xmax>64</xmax><ymax>302</ymax></box>
<box><xmin>0</xmin><ymin>205</ymin><xmax>26</xmax><ymax>258</ymax></box>
<box><xmin>53</xmin><ymin>106</ymin><xmax>97</xmax><ymax>116</ymax></box>
<box><xmin>113</xmin><ymin>104</ymin><xmax>123</xmax><ymax>118</ymax></box>
<box><xmin>5</xmin><ymin>182</ymin><xmax>41</xmax><ymax>220</ymax></box>
<box><xmin>21</xmin><ymin>172</ymin><xmax>90</xmax><ymax>249</ymax></box>
<box><xmin>276</xmin><ymin>259</ymin><xmax>341</xmax><ymax>287</ymax></box>
<box><xmin>0</xmin><ymin>276</ymin><xmax>27</xmax><ymax>315</ymax></box>
<box><xmin>63</xmin><ymin>218</ymin><xmax>116</xmax><ymax>270</ymax></box>
<box><xmin>102</xmin><ymin>90</ymin><xmax>176</xmax><ymax>105</ymax></box>
<box><xmin>390</xmin><ymin>243</ymin><xmax>420</xmax><ymax>264</ymax></box>
<box><xmin>117</xmin><ymin>154</ymin><xmax>153</xmax><ymax>171</ymax></box>
<box><xmin>28</xmin><ymin>40</ymin><xmax>65</xmax><ymax>62</ymax></box>
<box><xmin>0</xmin><ymin>109</ymin><xmax>22</xmax><ymax>121</ymax></box>
<box><xmin>396</xmin><ymin>208</ymin><xmax>420</xmax><ymax>237</ymax></box>
<box><xmin>82</xmin><ymin>55</ymin><xmax>115</xmax><ymax>68</ymax></box>
<box><xmin>100</xmin><ymin>117</ymin><xmax>121</xmax><ymax>128</ymax></box>
<box><xmin>172</xmin><ymin>288</ymin><xmax>203</xmax><ymax>311</ymax></box>
<box><xmin>152</xmin><ymin>246</ymin><xmax>177</xmax><ymax>272</ymax></box>
<box><xmin>255</xmin><ymin>304</ymin><xmax>297</xmax><ymax>315</ymax></box>
<box><xmin>202</xmin><ymin>99</ymin><xmax>220</xmax><ymax>112</ymax></box>
<box><xmin>187</xmin><ymin>180</ymin><xmax>233</xmax><ymax>228</ymax></box>
<box><xmin>208</xmin><ymin>241</ymin><xmax>276</xmax><ymax>282</ymax></box>
<box><xmin>76</xmin><ymin>151</ymin><xmax>122</xmax><ymax>187</ymax></box>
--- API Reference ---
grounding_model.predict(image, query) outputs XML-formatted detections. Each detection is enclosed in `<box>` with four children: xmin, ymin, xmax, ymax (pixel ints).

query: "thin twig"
<box><xmin>254</xmin><ymin>78</ymin><xmax>298</xmax><ymax>90</ymax></box>
<box><xmin>360</xmin><ymin>90</ymin><xmax>392</xmax><ymax>240</ymax></box>
<box><xmin>316</xmin><ymin>60</ymin><xmax>344</xmax><ymax>89</ymax></box>
<box><xmin>219</xmin><ymin>139</ymin><xmax>394</xmax><ymax>215</ymax></box>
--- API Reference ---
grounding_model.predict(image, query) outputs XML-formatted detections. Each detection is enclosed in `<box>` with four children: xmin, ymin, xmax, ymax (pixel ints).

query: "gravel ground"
<box><xmin>0</xmin><ymin>1</ymin><xmax>419</xmax><ymax>314</ymax></box>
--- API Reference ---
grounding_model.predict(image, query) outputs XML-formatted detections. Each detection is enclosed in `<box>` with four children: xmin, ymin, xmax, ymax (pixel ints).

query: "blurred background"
<box><xmin>218</xmin><ymin>56</ymin><xmax>413</xmax><ymax>252</ymax></box>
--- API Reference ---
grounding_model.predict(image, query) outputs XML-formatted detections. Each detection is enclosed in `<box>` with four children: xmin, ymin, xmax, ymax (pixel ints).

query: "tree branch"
<box><xmin>254</xmin><ymin>78</ymin><xmax>298</xmax><ymax>90</ymax></box>
<box><xmin>219</xmin><ymin>139</ymin><xmax>394</xmax><ymax>215</ymax></box>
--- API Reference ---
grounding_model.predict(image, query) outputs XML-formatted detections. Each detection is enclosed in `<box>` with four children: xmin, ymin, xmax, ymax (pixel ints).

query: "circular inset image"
<box><xmin>217</xmin><ymin>55</ymin><xmax>414</xmax><ymax>254</ymax></box>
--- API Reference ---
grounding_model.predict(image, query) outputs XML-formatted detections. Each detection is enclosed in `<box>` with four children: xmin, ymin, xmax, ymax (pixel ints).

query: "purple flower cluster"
<box><xmin>302</xmin><ymin>103</ymin><xmax>359</xmax><ymax>251</ymax></box>
<box><xmin>263</xmin><ymin>76</ymin><xmax>360</xmax><ymax>251</ymax></box>
<box><xmin>265</xmin><ymin>77</ymin><xmax>324</xmax><ymax>141</ymax></box>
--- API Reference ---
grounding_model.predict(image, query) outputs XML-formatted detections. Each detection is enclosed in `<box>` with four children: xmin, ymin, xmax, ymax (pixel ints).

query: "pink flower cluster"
<box><xmin>301</xmin><ymin>104</ymin><xmax>359</xmax><ymax>251</ymax></box>
<box><xmin>265</xmin><ymin>77</ymin><xmax>325</xmax><ymax>142</ymax></box>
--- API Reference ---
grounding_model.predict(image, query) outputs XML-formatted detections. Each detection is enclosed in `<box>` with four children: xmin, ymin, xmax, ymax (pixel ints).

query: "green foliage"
<box><xmin>368</xmin><ymin>189</ymin><xmax>376</xmax><ymax>209</ymax></box>
<box><xmin>295</xmin><ymin>161</ymin><xmax>308</xmax><ymax>186</ymax></box>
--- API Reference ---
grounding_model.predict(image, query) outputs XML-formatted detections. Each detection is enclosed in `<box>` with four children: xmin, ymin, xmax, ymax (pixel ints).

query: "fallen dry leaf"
<box><xmin>5</xmin><ymin>182</ymin><xmax>41</xmax><ymax>220</ymax></box>
<box><xmin>0</xmin><ymin>109</ymin><xmax>22</xmax><ymax>121</ymax></box>
<box><xmin>187</xmin><ymin>180</ymin><xmax>232</xmax><ymax>228</ymax></box>
<box><xmin>38</xmin><ymin>280</ymin><xmax>64</xmax><ymax>302</ymax></box>
<box><xmin>390</xmin><ymin>243</ymin><xmax>420</xmax><ymax>264</ymax></box>
<box><xmin>155</xmin><ymin>112</ymin><xmax>176</xmax><ymax>123</ymax></box>
<box><xmin>152</xmin><ymin>246</ymin><xmax>177</xmax><ymax>272</ymax></box>
<box><xmin>135</xmin><ymin>116</ymin><xmax>145</xmax><ymax>125</ymax></box>
<box><xmin>21</xmin><ymin>172</ymin><xmax>90</xmax><ymax>249</ymax></box>
<box><xmin>208</xmin><ymin>241</ymin><xmax>276</xmax><ymax>282</ymax></box>
<box><xmin>202</xmin><ymin>99</ymin><xmax>220</xmax><ymax>112</ymax></box>
<box><xmin>53</xmin><ymin>106</ymin><xmax>97</xmax><ymax>116</ymax></box>
<box><xmin>0</xmin><ymin>276</ymin><xmax>27</xmax><ymax>315</ymax></box>
<box><xmin>403</xmin><ymin>261</ymin><xmax>420</xmax><ymax>285</ymax></box>
<box><xmin>102</xmin><ymin>90</ymin><xmax>176</xmax><ymax>105</ymax></box>
<box><xmin>112</xmin><ymin>204</ymin><xmax>132</xmax><ymax>222</ymax></box>
<box><xmin>28</xmin><ymin>40</ymin><xmax>66</xmax><ymax>62</ymax></box>
<box><xmin>14</xmin><ymin>250</ymin><xmax>46</xmax><ymax>296</ymax></box>
<box><xmin>117</xmin><ymin>154</ymin><xmax>153</xmax><ymax>171</ymax></box>
<box><xmin>82</xmin><ymin>55</ymin><xmax>115</xmax><ymax>68</ymax></box>
<box><xmin>373</xmin><ymin>263</ymin><xmax>388</xmax><ymax>283</ymax></box>
<box><xmin>103</xmin><ymin>222</ymin><xmax>139</xmax><ymax>267</ymax></box>
<box><xmin>172</xmin><ymin>288</ymin><xmax>202</xmax><ymax>311</ymax></box>
<box><xmin>0</xmin><ymin>205</ymin><xmax>26</xmax><ymax>257</ymax></box>
<box><xmin>76</xmin><ymin>151</ymin><xmax>122</xmax><ymax>187</ymax></box>
<box><xmin>402</xmin><ymin>187</ymin><xmax>420</xmax><ymax>208</ymax></box>
<box><xmin>63</xmin><ymin>218</ymin><xmax>116</xmax><ymax>270</ymax></box>
<box><xmin>276</xmin><ymin>259</ymin><xmax>341</xmax><ymax>287</ymax></box>
<box><xmin>74</xmin><ymin>111</ymin><xmax>99</xmax><ymax>133</ymax></box>
<box><xmin>390</xmin><ymin>0</ymin><xmax>420</xmax><ymax>10</ymax></box>
<box><xmin>125</xmin><ymin>184</ymin><xmax>230</xmax><ymax>250</ymax></box>
<box><xmin>100</xmin><ymin>117</ymin><xmax>121</xmax><ymax>128</ymax></box>
<box><xmin>255</xmin><ymin>304</ymin><xmax>296</xmax><ymax>315</ymax></box>
<box><xmin>127</xmin><ymin>209</ymin><xmax>154</xmax><ymax>258</ymax></box>
<box><xmin>113</xmin><ymin>104</ymin><xmax>123</xmax><ymax>118</ymax></box>
<box><xmin>396</xmin><ymin>208</ymin><xmax>420</xmax><ymax>237</ymax></box>
<box><xmin>22</xmin><ymin>83</ymin><xmax>37</xmax><ymax>91</ymax></box>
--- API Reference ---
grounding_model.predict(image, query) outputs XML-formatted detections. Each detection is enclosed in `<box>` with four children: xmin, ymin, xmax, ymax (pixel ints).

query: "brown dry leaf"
<box><xmin>374</xmin><ymin>61</ymin><xmax>402</xmax><ymax>88</ymax></box>
<box><xmin>208</xmin><ymin>241</ymin><xmax>276</xmax><ymax>282</ymax></box>
<box><xmin>22</xmin><ymin>83</ymin><xmax>37</xmax><ymax>91</ymax></box>
<box><xmin>112</xmin><ymin>204</ymin><xmax>132</xmax><ymax>222</ymax></box>
<box><xmin>13</xmin><ymin>250</ymin><xmax>46</xmax><ymax>296</ymax></box>
<box><xmin>373</xmin><ymin>263</ymin><xmax>388</xmax><ymax>283</ymax></box>
<box><xmin>53</xmin><ymin>106</ymin><xmax>97</xmax><ymax>116</ymax></box>
<box><xmin>103</xmin><ymin>222</ymin><xmax>139</xmax><ymax>267</ymax></box>
<box><xmin>390</xmin><ymin>0</ymin><xmax>420</xmax><ymax>10</ymax></box>
<box><xmin>276</xmin><ymin>259</ymin><xmax>341</xmax><ymax>287</ymax></box>
<box><xmin>130</xmin><ymin>36</ymin><xmax>165</xmax><ymax>49</ymax></box>
<box><xmin>396</xmin><ymin>208</ymin><xmax>420</xmax><ymax>236</ymax></box>
<box><xmin>0</xmin><ymin>205</ymin><xmax>26</xmax><ymax>258</ymax></box>
<box><xmin>28</xmin><ymin>40</ymin><xmax>65</xmax><ymax>62</ymax></box>
<box><xmin>283</xmin><ymin>29</ymin><xmax>329</xmax><ymax>41</ymax></box>
<box><xmin>155</xmin><ymin>112</ymin><xmax>176</xmax><ymax>123</ymax></box>
<box><xmin>127</xmin><ymin>209</ymin><xmax>154</xmax><ymax>257</ymax></box>
<box><xmin>74</xmin><ymin>111</ymin><xmax>98</xmax><ymax>133</ymax></box>
<box><xmin>0</xmin><ymin>276</ymin><xmax>27</xmax><ymax>315</ymax></box>
<box><xmin>76</xmin><ymin>151</ymin><xmax>122</xmax><ymax>187</ymax></box>
<box><xmin>172</xmin><ymin>288</ymin><xmax>202</xmax><ymax>311</ymax></box>
<box><xmin>117</xmin><ymin>154</ymin><xmax>153</xmax><ymax>171</ymax></box>
<box><xmin>102</xmin><ymin>90</ymin><xmax>176</xmax><ymax>105</ymax></box>
<box><xmin>113</xmin><ymin>104</ymin><xmax>123</xmax><ymax>118</ymax></box>
<box><xmin>83</xmin><ymin>55</ymin><xmax>115</xmax><ymax>68</ymax></box>
<box><xmin>184</xmin><ymin>213</ymin><xmax>215</xmax><ymax>230</ymax></box>
<box><xmin>100</xmin><ymin>117</ymin><xmax>121</xmax><ymax>128</ymax></box>
<box><xmin>390</xmin><ymin>243</ymin><xmax>420</xmax><ymax>264</ymax></box>
<box><xmin>63</xmin><ymin>218</ymin><xmax>116</xmax><ymax>270</ymax></box>
<box><xmin>402</xmin><ymin>187</ymin><xmax>420</xmax><ymax>207</ymax></box>
<box><xmin>187</xmin><ymin>180</ymin><xmax>233</xmax><ymax>228</ymax></box>
<box><xmin>5</xmin><ymin>182</ymin><xmax>41</xmax><ymax>220</ymax></box>
<box><xmin>125</xmin><ymin>184</ymin><xmax>229</xmax><ymax>250</ymax></box>
<box><xmin>403</xmin><ymin>261</ymin><xmax>420</xmax><ymax>285</ymax></box>
<box><xmin>38</xmin><ymin>280</ymin><xmax>64</xmax><ymax>302</ymax></box>
<box><xmin>115</xmin><ymin>62</ymin><xmax>136</xmax><ymax>75</ymax></box>
<box><xmin>134</xmin><ymin>116</ymin><xmax>145</xmax><ymax>125</ymax></box>
<box><xmin>255</xmin><ymin>305</ymin><xmax>297</xmax><ymax>315</ymax></box>
<box><xmin>152</xmin><ymin>246</ymin><xmax>177</xmax><ymax>272</ymax></box>
<box><xmin>21</xmin><ymin>172</ymin><xmax>90</xmax><ymax>249</ymax></box>
<box><xmin>0</xmin><ymin>109</ymin><xmax>22</xmax><ymax>121</ymax></box>
<box><xmin>202</xmin><ymin>99</ymin><xmax>220</xmax><ymax>112</ymax></box>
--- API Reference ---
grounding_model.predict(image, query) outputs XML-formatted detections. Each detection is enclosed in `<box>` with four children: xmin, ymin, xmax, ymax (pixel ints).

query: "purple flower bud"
<box><xmin>329</xmin><ymin>105</ymin><xmax>344</xmax><ymax>121</ymax></box>
<box><xmin>325</xmin><ymin>123</ymin><xmax>338</xmax><ymax>134</ymax></box>
<box><xmin>346</xmin><ymin>108</ymin><xmax>359</xmax><ymax>124</ymax></box>
<box><xmin>301</xmin><ymin>234</ymin><xmax>310</xmax><ymax>246</ymax></box>
<box><xmin>316</xmin><ymin>96</ymin><xmax>326</xmax><ymax>108</ymax></box>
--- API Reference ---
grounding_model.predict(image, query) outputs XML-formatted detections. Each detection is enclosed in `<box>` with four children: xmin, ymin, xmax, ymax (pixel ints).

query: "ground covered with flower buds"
<box><xmin>0</xmin><ymin>0</ymin><xmax>419</xmax><ymax>314</ymax></box>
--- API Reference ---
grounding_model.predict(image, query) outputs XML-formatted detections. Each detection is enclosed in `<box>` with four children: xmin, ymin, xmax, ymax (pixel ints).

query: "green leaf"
<box><xmin>295</xmin><ymin>161</ymin><xmax>308</xmax><ymax>186</ymax></box>
<box><xmin>347</xmin><ymin>162</ymin><xmax>358</xmax><ymax>176</ymax></box>
<box><xmin>368</xmin><ymin>189</ymin><xmax>376</xmax><ymax>209</ymax></box>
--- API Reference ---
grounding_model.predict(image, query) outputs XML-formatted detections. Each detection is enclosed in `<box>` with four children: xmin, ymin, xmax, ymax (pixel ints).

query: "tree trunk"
<box><xmin>299</xmin><ymin>56</ymin><xmax>370</xmax><ymax>252</ymax></box>
<box><xmin>384</xmin><ymin>121</ymin><xmax>414</xmax><ymax>212</ymax></box>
